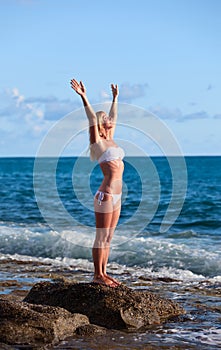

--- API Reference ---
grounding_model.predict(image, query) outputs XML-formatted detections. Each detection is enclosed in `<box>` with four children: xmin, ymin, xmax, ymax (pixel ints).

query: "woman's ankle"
<box><xmin>94</xmin><ymin>273</ymin><xmax>104</xmax><ymax>279</ymax></box>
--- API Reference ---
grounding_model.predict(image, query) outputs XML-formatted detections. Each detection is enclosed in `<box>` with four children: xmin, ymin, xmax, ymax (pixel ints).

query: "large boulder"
<box><xmin>0</xmin><ymin>298</ymin><xmax>89</xmax><ymax>346</ymax></box>
<box><xmin>24</xmin><ymin>282</ymin><xmax>185</xmax><ymax>329</ymax></box>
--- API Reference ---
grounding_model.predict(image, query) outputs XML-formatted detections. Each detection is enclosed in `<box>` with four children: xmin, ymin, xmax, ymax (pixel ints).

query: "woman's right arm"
<box><xmin>70</xmin><ymin>79</ymin><xmax>99</xmax><ymax>144</ymax></box>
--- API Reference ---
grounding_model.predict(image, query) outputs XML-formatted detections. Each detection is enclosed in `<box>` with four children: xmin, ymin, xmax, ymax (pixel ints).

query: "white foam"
<box><xmin>1</xmin><ymin>223</ymin><xmax>221</xmax><ymax>280</ymax></box>
<box><xmin>111</xmin><ymin>234</ymin><xmax>221</xmax><ymax>277</ymax></box>
<box><xmin>167</xmin><ymin>328</ymin><xmax>221</xmax><ymax>347</ymax></box>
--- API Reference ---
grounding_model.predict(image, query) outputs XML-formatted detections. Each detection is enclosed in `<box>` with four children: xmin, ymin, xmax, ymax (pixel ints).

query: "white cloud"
<box><xmin>0</xmin><ymin>88</ymin><xmax>46</xmax><ymax>136</ymax></box>
<box><xmin>0</xmin><ymin>87</ymin><xmax>79</xmax><ymax>127</ymax></box>
<box><xmin>214</xmin><ymin>114</ymin><xmax>221</xmax><ymax>119</ymax></box>
<box><xmin>11</xmin><ymin>87</ymin><xmax>25</xmax><ymax>105</ymax></box>
<box><xmin>177</xmin><ymin>111</ymin><xmax>209</xmax><ymax>122</ymax></box>
<box><xmin>0</xmin><ymin>87</ymin><xmax>85</xmax><ymax>155</ymax></box>
<box><xmin>26</xmin><ymin>95</ymin><xmax>79</xmax><ymax>121</ymax></box>
<box><xmin>100</xmin><ymin>90</ymin><xmax>110</xmax><ymax>101</ymax></box>
<box><xmin>0</xmin><ymin>86</ymin><xmax>220</xmax><ymax>156</ymax></box>
<box><xmin>117</xmin><ymin>82</ymin><xmax>149</xmax><ymax>103</ymax></box>
<box><xmin>99</xmin><ymin>82</ymin><xmax>149</xmax><ymax>103</ymax></box>
<box><xmin>100</xmin><ymin>82</ymin><xmax>149</xmax><ymax>103</ymax></box>
<box><xmin>149</xmin><ymin>105</ymin><xmax>182</xmax><ymax>120</ymax></box>
<box><xmin>148</xmin><ymin>104</ymin><xmax>218</xmax><ymax>123</ymax></box>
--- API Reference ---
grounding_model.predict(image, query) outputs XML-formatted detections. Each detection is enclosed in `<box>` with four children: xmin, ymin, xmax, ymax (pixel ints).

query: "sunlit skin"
<box><xmin>70</xmin><ymin>79</ymin><xmax>123</xmax><ymax>287</ymax></box>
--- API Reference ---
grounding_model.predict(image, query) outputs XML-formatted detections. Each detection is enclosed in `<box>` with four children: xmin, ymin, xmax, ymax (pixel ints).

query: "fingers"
<box><xmin>111</xmin><ymin>83</ymin><xmax>118</xmax><ymax>90</ymax></box>
<box><xmin>70</xmin><ymin>78</ymin><xmax>78</xmax><ymax>85</ymax></box>
<box><xmin>70</xmin><ymin>79</ymin><xmax>78</xmax><ymax>89</ymax></box>
<box><xmin>70</xmin><ymin>78</ymin><xmax>86</xmax><ymax>96</ymax></box>
<box><xmin>111</xmin><ymin>83</ymin><xmax>119</xmax><ymax>97</ymax></box>
<box><xmin>80</xmin><ymin>81</ymin><xmax>85</xmax><ymax>90</ymax></box>
<box><xmin>70</xmin><ymin>79</ymin><xmax>82</xmax><ymax>93</ymax></box>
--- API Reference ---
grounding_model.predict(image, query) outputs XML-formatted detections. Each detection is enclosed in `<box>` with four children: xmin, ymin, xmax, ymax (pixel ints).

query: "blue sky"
<box><xmin>0</xmin><ymin>0</ymin><xmax>221</xmax><ymax>156</ymax></box>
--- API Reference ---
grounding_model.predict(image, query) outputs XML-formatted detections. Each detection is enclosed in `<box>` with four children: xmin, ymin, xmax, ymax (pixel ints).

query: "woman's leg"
<box><xmin>102</xmin><ymin>205</ymin><xmax>121</xmax><ymax>274</ymax></box>
<box><xmin>93</xmin><ymin>195</ymin><xmax>117</xmax><ymax>286</ymax></box>
<box><xmin>102</xmin><ymin>204</ymin><xmax>121</xmax><ymax>284</ymax></box>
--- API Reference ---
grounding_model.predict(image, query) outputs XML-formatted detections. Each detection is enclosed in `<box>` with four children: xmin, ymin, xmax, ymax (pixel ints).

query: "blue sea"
<box><xmin>0</xmin><ymin>156</ymin><xmax>221</xmax><ymax>348</ymax></box>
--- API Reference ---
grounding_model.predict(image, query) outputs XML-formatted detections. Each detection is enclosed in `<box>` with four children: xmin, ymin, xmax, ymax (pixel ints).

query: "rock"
<box><xmin>120</xmin><ymin>305</ymin><xmax>160</xmax><ymax>327</ymax></box>
<box><xmin>24</xmin><ymin>282</ymin><xmax>185</xmax><ymax>330</ymax></box>
<box><xmin>76</xmin><ymin>324</ymin><xmax>107</xmax><ymax>336</ymax></box>
<box><xmin>0</xmin><ymin>344</ymin><xmax>13</xmax><ymax>350</ymax></box>
<box><xmin>0</xmin><ymin>298</ymin><xmax>89</xmax><ymax>346</ymax></box>
<box><xmin>138</xmin><ymin>275</ymin><xmax>181</xmax><ymax>283</ymax></box>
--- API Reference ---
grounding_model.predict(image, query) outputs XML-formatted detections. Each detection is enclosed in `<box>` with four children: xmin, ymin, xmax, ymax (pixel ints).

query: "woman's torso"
<box><xmin>90</xmin><ymin>140</ymin><xmax>124</xmax><ymax>194</ymax></box>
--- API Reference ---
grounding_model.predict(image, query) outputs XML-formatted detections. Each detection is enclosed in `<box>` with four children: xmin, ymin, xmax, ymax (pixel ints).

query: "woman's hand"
<box><xmin>70</xmin><ymin>79</ymin><xmax>86</xmax><ymax>97</ymax></box>
<box><xmin>111</xmin><ymin>84</ymin><xmax>119</xmax><ymax>99</ymax></box>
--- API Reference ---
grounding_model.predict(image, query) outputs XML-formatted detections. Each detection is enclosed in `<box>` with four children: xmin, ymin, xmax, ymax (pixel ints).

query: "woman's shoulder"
<box><xmin>90</xmin><ymin>139</ymin><xmax>102</xmax><ymax>151</ymax></box>
<box><xmin>90</xmin><ymin>140</ymin><xmax>103</xmax><ymax>161</ymax></box>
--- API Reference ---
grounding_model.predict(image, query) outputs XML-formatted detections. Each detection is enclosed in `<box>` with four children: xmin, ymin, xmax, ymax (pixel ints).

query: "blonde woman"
<box><xmin>70</xmin><ymin>79</ymin><xmax>124</xmax><ymax>287</ymax></box>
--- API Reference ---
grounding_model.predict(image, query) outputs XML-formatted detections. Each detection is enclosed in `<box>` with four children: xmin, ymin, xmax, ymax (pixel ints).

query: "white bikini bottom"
<box><xmin>95</xmin><ymin>190</ymin><xmax>122</xmax><ymax>206</ymax></box>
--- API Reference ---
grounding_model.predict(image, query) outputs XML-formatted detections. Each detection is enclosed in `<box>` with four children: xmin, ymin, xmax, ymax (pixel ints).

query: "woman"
<box><xmin>70</xmin><ymin>79</ymin><xmax>124</xmax><ymax>287</ymax></box>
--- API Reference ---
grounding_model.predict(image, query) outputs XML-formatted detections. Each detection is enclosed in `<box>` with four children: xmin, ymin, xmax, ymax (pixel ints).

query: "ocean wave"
<box><xmin>0</xmin><ymin>223</ymin><xmax>221</xmax><ymax>279</ymax></box>
<box><xmin>1</xmin><ymin>252</ymin><xmax>221</xmax><ymax>286</ymax></box>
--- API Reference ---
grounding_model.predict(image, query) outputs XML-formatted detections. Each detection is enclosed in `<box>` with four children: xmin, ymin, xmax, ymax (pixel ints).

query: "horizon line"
<box><xmin>0</xmin><ymin>154</ymin><xmax>221</xmax><ymax>158</ymax></box>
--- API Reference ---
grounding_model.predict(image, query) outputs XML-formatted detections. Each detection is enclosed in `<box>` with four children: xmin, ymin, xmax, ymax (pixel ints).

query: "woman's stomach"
<box><xmin>99</xmin><ymin>160</ymin><xmax>124</xmax><ymax>193</ymax></box>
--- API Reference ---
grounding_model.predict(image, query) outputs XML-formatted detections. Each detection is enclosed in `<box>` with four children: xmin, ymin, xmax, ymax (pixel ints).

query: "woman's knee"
<box><xmin>105</xmin><ymin>227</ymin><xmax>115</xmax><ymax>244</ymax></box>
<box><xmin>94</xmin><ymin>227</ymin><xmax>110</xmax><ymax>247</ymax></box>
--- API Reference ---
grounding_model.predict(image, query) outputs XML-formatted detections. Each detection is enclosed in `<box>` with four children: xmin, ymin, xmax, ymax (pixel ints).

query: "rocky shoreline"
<box><xmin>0</xmin><ymin>256</ymin><xmax>221</xmax><ymax>349</ymax></box>
<box><xmin>0</xmin><ymin>281</ymin><xmax>185</xmax><ymax>347</ymax></box>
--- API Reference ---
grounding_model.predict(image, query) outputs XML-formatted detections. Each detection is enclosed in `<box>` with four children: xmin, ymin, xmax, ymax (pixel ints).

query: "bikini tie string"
<box><xmin>98</xmin><ymin>191</ymin><xmax>104</xmax><ymax>205</ymax></box>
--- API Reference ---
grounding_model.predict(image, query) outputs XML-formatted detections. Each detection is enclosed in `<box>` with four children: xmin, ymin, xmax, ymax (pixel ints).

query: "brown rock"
<box><xmin>24</xmin><ymin>282</ymin><xmax>185</xmax><ymax>330</ymax></box>
<box><xmin>0</xmin><ymin>344</ymin><xmax>13</xmax><ymax>350</ymax></box>
<box><xmin>76</xmin><ymin>324</ymin><xmax>107</xmax><ymax>336</ymax></box>
<box><xmin>0</xmin><ymin>298</ymin><xmax>89</xmax><ymax>346</ymax></box>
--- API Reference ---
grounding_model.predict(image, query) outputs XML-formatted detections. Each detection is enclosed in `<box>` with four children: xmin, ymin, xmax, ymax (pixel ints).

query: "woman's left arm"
<box><xmin>109</xmin><ymin>84</ymin><xmax>119</xmax><ymax>137</ymax></box>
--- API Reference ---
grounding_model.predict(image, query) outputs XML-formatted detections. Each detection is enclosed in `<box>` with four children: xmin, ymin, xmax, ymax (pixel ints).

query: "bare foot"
<box><xmin>104</xmin><ymin>274</ymin><xmax>121</xmax><ymax>286</ymax></box>
<box><xmin>92</xmin><ymin>275</ymin><xmax>118</xmax><ymax>288</ymax></box>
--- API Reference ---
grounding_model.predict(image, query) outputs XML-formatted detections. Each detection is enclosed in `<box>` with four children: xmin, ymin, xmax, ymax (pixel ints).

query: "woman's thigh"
<box><xmin>110</xmin><ymin>205</ymin><xmax>121</xmax><ymax>229</ymax></box>
<box><xmin>94</xmin><ymin>197</ymin><xmax>113</xmax><ymax>228</ymax></box>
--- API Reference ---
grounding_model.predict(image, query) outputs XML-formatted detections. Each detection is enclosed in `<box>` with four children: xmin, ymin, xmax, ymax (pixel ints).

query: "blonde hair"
<box><xmin>96</xmin><ymin>110</ymin><xmax>105</xmax><ymax>134</ymax></box>
<box><xmin>89</xmin><ymin>110</ymin><xmax>106</xmax><ymax>160</ymax></box>
<box><xmin>88</xmin><ymin>111</ymin><xmax>105</xmax><ymax>144</ymax></box>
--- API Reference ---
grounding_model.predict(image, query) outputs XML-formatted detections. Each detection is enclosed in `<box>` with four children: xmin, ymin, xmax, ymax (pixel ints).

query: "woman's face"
<box><xmin>102</xmin><ymin>113</ymin><xmax>112</xmax><ymax>129</ymax></box>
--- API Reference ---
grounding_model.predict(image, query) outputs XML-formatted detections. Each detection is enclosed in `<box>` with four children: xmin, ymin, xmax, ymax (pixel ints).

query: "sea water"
<box><xmin>0</xmin><ymin>156</ymin><xmax>221</xmax><ymax>348</ymax></box>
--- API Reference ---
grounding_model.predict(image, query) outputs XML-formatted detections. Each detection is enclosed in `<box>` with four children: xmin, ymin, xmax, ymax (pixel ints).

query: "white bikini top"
<box><xmin>90</xmin><ymin>142</ymin><xmax>125</xmax><ymax>164</ymax></box>
<box><xmin>97</xmin><ymin>146</ymin><xmax>125</xmax><ymax>164</ymax></box>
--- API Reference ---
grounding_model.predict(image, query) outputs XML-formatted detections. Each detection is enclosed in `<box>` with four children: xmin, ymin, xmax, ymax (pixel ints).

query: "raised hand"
<box><xmin>70</xmin><ymin>79</ymin><xmax>86</xmax><ymax>96</ymax></box>
<box><xmin>111</xmin><ymin>84</ymin><xmax>119</xmax><ymax>99</ymax></box>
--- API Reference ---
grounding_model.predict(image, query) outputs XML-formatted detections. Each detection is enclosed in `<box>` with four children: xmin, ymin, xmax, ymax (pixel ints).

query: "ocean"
<box><xmin>0</xmin><ymin>156</ymin><xmax>221</xmax><ymax>349</ymax></box>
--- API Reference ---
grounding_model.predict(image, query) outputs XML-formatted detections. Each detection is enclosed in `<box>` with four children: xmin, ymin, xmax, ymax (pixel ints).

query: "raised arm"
<box><xmin>109</xmin><ymin>84</ymin><xmax>119</xmax><ymax>137</ymax></box>
<box><xmin>70</xmin><ymin>79</ymin><xmax>99</xmax><ymax>144</ymax></box>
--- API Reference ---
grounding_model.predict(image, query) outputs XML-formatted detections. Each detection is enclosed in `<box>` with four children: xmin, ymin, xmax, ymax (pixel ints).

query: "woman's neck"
<box><xmin>100</xmin><ymin>130</ymin><xmax>111</xmax><ymax>140</ymax></box>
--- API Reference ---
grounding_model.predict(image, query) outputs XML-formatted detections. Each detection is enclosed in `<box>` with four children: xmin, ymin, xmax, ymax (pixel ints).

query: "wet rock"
<box><xmin>24</xmin><ymin>281</ymin><xmax>185</xmax><ymax>330</ymax></box>
<box><xmin>138</xmin><ymin>275</ymin><xmax>181</xmax><ymax>283</ymax></box>
<box><xmin>0</xmin><ymin>344</ymin><xmax>13</xmax><ymax>350</ymax></box>
<box><xmin>76</xmin><ymin>324</ymin><xmax>107</xmax><ymax>336</ymax></box>
<box><xmin>0</xmin><ymin>279</ymin><xmax>23</xmax><ymax>288</ymax></box>
<box><xmin>0</xmin><ymin>298</ymin><xmax>89</xmax><ymax>346</ymax></box>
